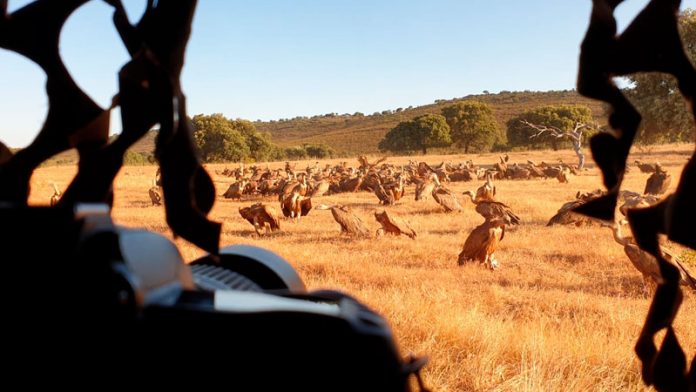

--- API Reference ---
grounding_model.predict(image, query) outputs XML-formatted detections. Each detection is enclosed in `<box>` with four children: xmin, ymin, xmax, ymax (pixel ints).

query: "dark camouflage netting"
<box><xmin>574</xmin><ymin>0</ymin><xmax>695</xmax><ymax>390</ymax></box>
<box><xmin>0</xmin><ymin>0</ymin><xmax>220</xmax><ymax>253</ymax></box>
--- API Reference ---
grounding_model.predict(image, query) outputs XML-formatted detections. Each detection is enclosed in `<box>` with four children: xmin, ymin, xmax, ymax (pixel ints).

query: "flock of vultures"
<box><xmin>51</xmin><ymin>155</ymin><xmax>692</xmax><ymax>293</ymax></box>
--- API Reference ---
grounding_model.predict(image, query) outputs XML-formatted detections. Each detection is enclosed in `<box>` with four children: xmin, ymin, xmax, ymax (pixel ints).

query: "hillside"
<box><xmin>37</xmin><ymin>90</ymin><xmax>606</xmax><ymax>165</ymax></box>
<box><xmin>255</xmin><ymin>90</ymin><xmax>607</xmax><ymax>154</ymax></box>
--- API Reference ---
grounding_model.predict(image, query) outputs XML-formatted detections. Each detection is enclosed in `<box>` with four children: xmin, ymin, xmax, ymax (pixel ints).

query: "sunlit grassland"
<box><xmin>29</xmin><ymin>144</ymin><xmax>695</xmax><ymax>391</ymax></box>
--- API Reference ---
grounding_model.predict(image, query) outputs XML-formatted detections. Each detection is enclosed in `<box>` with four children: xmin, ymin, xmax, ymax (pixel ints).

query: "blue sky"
<box><xmin>1</xmin><ymin>0</ymin><xmax>695</xmax><ymax>147</ymax></box>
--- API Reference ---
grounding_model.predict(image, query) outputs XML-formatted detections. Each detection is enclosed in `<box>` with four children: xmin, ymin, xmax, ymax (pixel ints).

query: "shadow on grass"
<box><xmin>428</xmin><ymin>229</ymin><xmax>463</xmax><ymax>236</ymax></box>
<box><xmin>281</xmin><ymin>232</ymin><xmax>374</xmax><ymax>245</ymax></box>
<box><xmin>492</xmin><ymin>272</ymin><xmax>649</xmax><ymax>299</ymax></box>
<box><xmin>409</xmin><ymin>207</ymin><xmax>459</xmax><ymax>216</ymax></box>
<box><xmin>222</xmin><ymin>228</ymin><xmax>295</xmax><ymax>239</ymax></box>
<box><xmin>129</xmin><ymin>200</ymin><xmax>161</xmax><ymax>208</ymax></box>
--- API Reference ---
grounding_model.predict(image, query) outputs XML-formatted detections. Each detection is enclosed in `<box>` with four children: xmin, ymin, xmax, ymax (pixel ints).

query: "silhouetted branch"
<box><xmin>522</xmin><ymin>120</ymin><xmax>590</xmax><ymax>169</ymax></box>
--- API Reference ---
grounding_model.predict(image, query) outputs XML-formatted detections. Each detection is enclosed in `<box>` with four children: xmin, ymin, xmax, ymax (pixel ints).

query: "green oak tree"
<box><xmin>378</xmin><ymin>114</ymin><xmax>451</xmax><ymax>155</ymax></box>
<box><xmin>192</xmin><ymin>114</ymin><xmax>282</xmax><ymax>162</ymax></box>
<box><xmin>506</xmin><ymin>104</ymin><xmax>594</xmax><ymax>151</ymax></box>
<box><xmin>441</xmin><ymin>101</ymin><xmax>502</xmax><ymax>153</ymax></box>
<box><xmin>191</xmin><ymin>114</ymin><xmax>250</xmax><ymax>162</ymax></box>
<box><xmin>624</xmin><ymin>9</ymin><xmax>696</xmax><ymax>144</ymax></box>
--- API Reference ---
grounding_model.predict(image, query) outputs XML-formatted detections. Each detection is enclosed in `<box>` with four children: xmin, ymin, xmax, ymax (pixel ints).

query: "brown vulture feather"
<box><xmin>311</xmin><ymin>180</ymin><xmax>330</xmax><ymax>197</ymax></box>
<box><xmin>475</xmin><ymin>174</ymin><xmax>496</xmax><ymax>202</ymax></box>
<box><xmin>374</xmin><ymin>210</ymin><xmax>416</xmax><ymax>239</ymax></box>
<box><xmin>415</xmin><ymin>180</ymin><xmax>436</xmax><ymax>201</ymax></box>
<box><xmin>321</xmin><ymin>205</ymin><xmax>370</xmax><ymax>237</ymax></box>
<box><xmin>458</xmin><ymin>218</ymin><xmax>505</xmax><ymax>270</ymax></box>
<box><xmin>643</xmin><ymin>165</ymin><xmax>671</xmax><ymax>195</ymax></box>
<box><xmin>474</xmin><ymin>201</ymin><xmax>520</xmax><ymax>225</ymax></box>
<box><xmin>239</xmin><ymin>203</ymin><xmax>281</xmax><ymax>235</ymax></box>
<box><xmin>432</xmin><ymin>186</ymin><xmax>463</xmax><ymax>212</ymax></box>
<box><xmin>148</xmin><ymin>186</ymin><xmax>162</xmax><ymax>206</ymax></box>
<box><xmin>280</xmin><ymin>193</ymin><xmax>312</xmax><ymax>221</ymax></box>
<box><xmin>604</xmin><ymin>221</ymin><xmax>696</xmax><ymax>294</ymax></box>
<box><xmin>375</xmin><ymin>183</ymin><xmax>395</xmax><ymax>205</ymax></box>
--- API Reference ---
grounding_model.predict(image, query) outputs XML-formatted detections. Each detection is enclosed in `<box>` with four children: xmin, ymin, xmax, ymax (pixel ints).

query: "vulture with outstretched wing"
<box><xmin>239</xmin><ymin>203</ymin><xmax>281</xmax><ymax>235</ymax></box>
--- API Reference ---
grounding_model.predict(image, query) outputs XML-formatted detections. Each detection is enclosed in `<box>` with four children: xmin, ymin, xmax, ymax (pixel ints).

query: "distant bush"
<box><xmin>491</xmin><ymin>142</ymin><xmax>511</xmax><ymax>153</ymax></box>
<box><xmin>284</xmin><ymin>146</ymin><xmax>308</xmax><ymax>159</ymax></box>
<box><xmin>123</xmin><ymin>150</ymin><xmax>154</xmax><ymax>165</ymax></box>
<box><xmin>282</xmin><ymin>144</ymin><xmax>336</xmax><ymax>160</ymax></box>
<box><xmin>192</xmin><ymin>113</ymin><xmax>284</xmax><ymax>163</ymax></box>
<box><xmin>303</xmin><ymin>144</ymin><xmax>335</xmax><ymax>158</ymax></box>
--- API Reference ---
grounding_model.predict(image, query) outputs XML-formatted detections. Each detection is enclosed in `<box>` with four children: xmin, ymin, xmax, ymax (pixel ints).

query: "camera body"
<box><xmin>0</xmin><ymin>204</ymin><xmax>415</xmax><ymax>390</ymax></box>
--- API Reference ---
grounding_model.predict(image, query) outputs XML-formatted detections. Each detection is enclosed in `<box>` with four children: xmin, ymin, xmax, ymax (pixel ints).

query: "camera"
<box><xmin>0</xmin><ymin>203</ymin><xmax>423</xmax><ymax>390</ymax></box>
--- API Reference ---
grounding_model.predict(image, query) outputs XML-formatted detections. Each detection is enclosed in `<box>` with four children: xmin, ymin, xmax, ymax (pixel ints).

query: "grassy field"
<box><xmin>29</xmin><ymin>144</ymin><xmax>695</xmax><ymax>391</ymax></box>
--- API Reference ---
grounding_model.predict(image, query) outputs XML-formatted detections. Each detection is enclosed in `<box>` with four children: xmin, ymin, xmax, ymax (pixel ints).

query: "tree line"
<box><xmin>378</xmin><ymin>101</ymin><xmax>597</xmax><ymax>155</ymax></box>
<box><xmin>191</xmin><ymin>113</ymin><xmax>335</xmax><ymax>163</ymax></box>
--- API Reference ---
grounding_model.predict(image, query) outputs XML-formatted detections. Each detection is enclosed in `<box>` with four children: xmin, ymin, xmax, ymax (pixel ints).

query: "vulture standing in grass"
<box><xmin>223</xmin><ymin>180</ymin><xmax>247</xmax><ymax>200</ymax></box>
<box><xmin>557</xmin><ymin>167</ymin><xmax>571</xmax><ymax>183</ymax></box>
<box><xmin>280</xmin><ymin>193</ymin><xmax>312</xmax><ymax>221</ymax></box>
<box><xmin>279</xmin><ymin>173</ymin><xmax>308</xmax><ymax>200</ymax></box>
<box><xmin>415</xmin><ymin>173</ymin><xmax>439</xmax><ymax>201</ymax></box>
<box><xmin>458</xmin><ymin>218</ymin><xmax>506</xmax><ymax>270</ymax></box>
<box><xmin>643</xmin><ymin>163</ymin><xmax>671</xmax><ymax>195</ymax></box>
<box><xmin>619</xmin><ymin>193</ymin><xmax>661</xmax><ymax>216</ymax></box>
<box><xmin>374</xmin><ymin>210</ymin><xmax>416</xmax><ymax>239</ymax></box>
<box><xmin>317</xmin><ymin>204</ymin><xmax>371</xmax><ymax>237</ymax></box>
<box><xmin>49</xmin><ymin>183</ymin><xmax>62</xmax><ymax>206</ymax></box>
<box><xmin>540</xmin><ymin>163</ymin><xmax>562</xmax><ymax>179</ymax></box>
<box><xmin>384</xmin><ymin>176</ymin><xmax>405</xmax><ymax>202</ymax></box>
<box><xmin>493</xmin><ymin>155</ymin><xmax>508</xmax><ymax>179</ymax></box>
<box><xmin>603</xmin><ymin>220</ymin><xmax>696</xmax><ymax>294</ymax></box>
<box><xmin>634</xmin><ymin>160</ymin><xmax>656</xmax><ymax>173</ymax></box>
<box><xmin>432</xmin><ymin>186</ymin><xmax>463</xmax><ymax>212</ymax></box>
<box><xmin>545</xmin><ymin>190</ymin><xmax>604</xmax><ymax>226</ymax></box>
<box><xmin>239</xmin><ymin>203</ymin><xmax>281</xmax><ymax>235</ymax></box>
<box><xmin>547</xmin><ymin>199</ymin><xmax>594</xmax><ymax>226</ymax></box>
<box><xmin>462</xmin><ymin>191</ymin><xmax>520</xmax><ymax>225</ymax></box>
<box><xmin>474</xmin><ymin>199</ymin><xmax>520</xmax><ymax>225</ymax></box>
<box><xmin>374</xmin><ymin>183</ymin><xmax>395</xmax><ymax>205</ymax></box>
<box><xmin>526</xmin><ymin>162</ymin><xmax>545</xmax><ymax>178</ymax></box>
<box><xmin>148</xmin><ymin>186</ymin><xmax>162</xmax><ymax>206</ymax></box>
<box><xmin>457</xmin><ymin>193</ymin><xmax>519</xmax><ymax>270</ymax></box>
<box><xmin>339</xmin><ymin>173</ymin><xmax>364</xmax><ymax>193</ymax></box>
<box><xmin>147</xmin><ymin>177</ymin><xmax>162</xmax><ymax>206</ymax></box>
<box><xmin>311</xmin><ymin>180</ymin><xmax>330</xmax><ymax>197</ymax></box>
<box><xmin>473</xmin><ymin>173</ymin><xmax>496</xmax><ymax>202</ymax></box>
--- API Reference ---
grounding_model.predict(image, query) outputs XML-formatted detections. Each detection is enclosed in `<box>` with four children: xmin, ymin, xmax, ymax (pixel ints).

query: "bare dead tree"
<box><xmin>521</xmin><ymin>120</ymin><xmax>592</xmax><ymax>170</ymax></box>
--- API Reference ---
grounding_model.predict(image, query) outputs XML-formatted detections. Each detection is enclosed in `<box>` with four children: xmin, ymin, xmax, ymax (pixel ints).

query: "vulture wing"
<box><xmin>432</xmin><ymin>187</ymin><xmax>463</xmax><ymax>212</ymax></box>
<box><xmin>149</xmin><ymin>187</ymin><xmax>162</xmax><ymax>205</ymax></box>
<box><xmin>331</xmin><ymin>206</ymin><xmax>370</xmax><ymax>236</ymax></box>
<box><xmin>263</xmin><ymin>205</ymin><xmax>282</xmax><ymax>230</ymax></box>
<box><xmin>377</xmin><ymin>211</ymin><xmax>416</xmax><ymax>239</ymax></box>
<box><xmin>475</xmin><ymin>201</ymin><xmax>519</xmax><ymax>225</ymax></box>
<box><xmin>415</xmin><ymin>181</ymin><xmax>435</xmax><ymax>201</ymax></box>
<box><xmin>300</xmin><ymin>197</ymin><xmax>313</xmax><ymax>216</ymax></box>
<box><xmin>458</xmin><ymin>220</ymin><xmax>503</xmax><ymax>265</ymax></box>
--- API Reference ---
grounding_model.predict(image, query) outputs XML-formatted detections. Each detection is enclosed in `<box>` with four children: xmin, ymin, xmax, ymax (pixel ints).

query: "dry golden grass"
<box><xmin>29</xmin><ymin>144</ymin><xmax>695</xmax><ymax>391</ymax></box>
